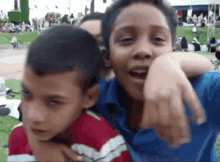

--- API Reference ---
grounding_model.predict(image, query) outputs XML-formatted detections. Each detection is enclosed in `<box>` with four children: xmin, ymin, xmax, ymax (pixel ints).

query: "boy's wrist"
<box><xmin>153</xmin><ymin>53</ymin><xmax>181</xmax><ymax>70</ymax></box>
<box><xmin>155</xmin><ymin>52</ymin><xmax>213</xmax><ymax>78</ymax></box>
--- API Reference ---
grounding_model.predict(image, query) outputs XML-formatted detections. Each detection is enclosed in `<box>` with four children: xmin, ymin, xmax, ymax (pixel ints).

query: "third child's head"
<box><xmin>80</xmin><ymin>12</ymin><xmax>105</xmax><ymax>46</ymax></box>
<box><xmin>22</xmin><ymin>26</ymin><xmax>103</xmax><ymax>141</ymax></box>
<box><xmin>102</xmin><ymin>0</ymin><xmax>178</xmax><ymax>101</ymax></box>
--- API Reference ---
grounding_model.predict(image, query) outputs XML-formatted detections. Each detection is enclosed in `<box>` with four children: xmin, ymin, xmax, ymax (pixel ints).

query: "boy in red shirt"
<box><xmin>7</xmin><ymin>26</ymin><xmax>130</xmax><ymax>162</ymax></box>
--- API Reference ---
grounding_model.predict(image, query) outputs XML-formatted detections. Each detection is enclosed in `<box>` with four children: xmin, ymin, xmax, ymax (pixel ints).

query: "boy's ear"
<box><xmin>82</xmin><ymin>85</ymin><xmax>100</xmax><ymax>109</ymax></box>
<box><xmin>102</xmin><ymin>49</ymin><xmax>111</xmax><ymax>68</ymax></box>
<box><xmin>173</xmin><ymin>45</ymin><xmax>178</xmax><ymax>52</ymax></box>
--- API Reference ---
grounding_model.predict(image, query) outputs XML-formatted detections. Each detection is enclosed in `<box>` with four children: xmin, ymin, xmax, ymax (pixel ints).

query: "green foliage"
<box><xmin>8</xmin><ymin>10</ymin><xmax>21</xmax><ymax>22</ymax></box>
<box><xmin>20</xmin><ymin>0</ymin><xmax>29</xmax><ymax>22</ymax></box>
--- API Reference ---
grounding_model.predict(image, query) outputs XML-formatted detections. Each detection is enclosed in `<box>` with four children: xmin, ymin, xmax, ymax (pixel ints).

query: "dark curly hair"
<box><xmin>101</xmin><ymin>0</ymin><xmax>178</xmax><ymax>50</ymax></box>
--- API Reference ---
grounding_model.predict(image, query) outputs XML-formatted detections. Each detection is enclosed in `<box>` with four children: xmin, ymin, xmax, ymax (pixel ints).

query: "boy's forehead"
<box><xmin>23</xmin><ymin>65</ymin><xmax>83</xmax><ymax>87</ymax></box>
<box><xmin>113</xmin><ymin>3</ymin><xmax>169</xmax><ymax>31</ymax></box>
<box><xmin>81</xmin><ymin>20</ymin><xmax>101</xmax><ymax>34</ymax></box>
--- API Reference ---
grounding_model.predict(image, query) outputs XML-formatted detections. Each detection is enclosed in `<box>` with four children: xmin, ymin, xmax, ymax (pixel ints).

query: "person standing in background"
<box><xmin>80</xmin><ymin>12</ymin><xmax>115</xmax><ymax>80</ymax></box>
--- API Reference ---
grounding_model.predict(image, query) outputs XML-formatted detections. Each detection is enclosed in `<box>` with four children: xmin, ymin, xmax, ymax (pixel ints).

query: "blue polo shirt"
<box><xmin>93</xmin><ymin>72</ymin><xmax>220</xmax><ymax>161</ymax></box>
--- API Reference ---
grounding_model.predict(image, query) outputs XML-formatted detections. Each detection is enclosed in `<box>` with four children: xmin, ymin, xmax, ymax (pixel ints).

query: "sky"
<box><xmin>0</xmin><ymin>0</ymin><xmax>213</xmax><ymax>20</ymax></box>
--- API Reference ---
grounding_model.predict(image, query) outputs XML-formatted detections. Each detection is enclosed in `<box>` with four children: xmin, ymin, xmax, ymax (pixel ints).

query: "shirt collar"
<box><xmin>104</xmin><ymin>78</ymin><xmax>128</xmax><ymax>114</ymax></box>
<box><xmin>105</xmin><ymin>77</ymin><xmax>120</xmax><ymax>106</ymax></box>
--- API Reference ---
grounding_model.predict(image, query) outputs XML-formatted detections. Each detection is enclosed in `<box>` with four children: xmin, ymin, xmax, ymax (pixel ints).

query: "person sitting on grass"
<box><xmin>7</xmin><ymin>26</ymin><xmax>130</xmax><ymax>162</ymax></box>
<box><xmin>11</xmin><ymin>36</ymin><xmax>18</xmax><ymax>49</ymax></box>
<box><xmin>28</xmin><ymin>0</ymin><xmax>220</xmax><ymax>161</ymax></box>
<box><xmin>215</xmin><ymin>45</ymin><xmax>220</xmax><ymax>60</ymax></box>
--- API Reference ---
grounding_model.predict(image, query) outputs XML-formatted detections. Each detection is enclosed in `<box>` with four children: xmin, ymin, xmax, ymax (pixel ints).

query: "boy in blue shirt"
<box><xmin>94</xmin><ymin>0</ymin><xmax>220</xmax><ymax>161</ymax></box>
<box><xmin>29</xmin><ymin>0</ymin><xmax>219</xmax><ymax>161</ymax></box>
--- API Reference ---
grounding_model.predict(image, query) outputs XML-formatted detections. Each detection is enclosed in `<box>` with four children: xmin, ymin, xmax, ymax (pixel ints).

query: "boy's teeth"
<box><xmin>132</xmin><ymin>70</ymin><xmax>147</xmax><ymax>74</ymax></box>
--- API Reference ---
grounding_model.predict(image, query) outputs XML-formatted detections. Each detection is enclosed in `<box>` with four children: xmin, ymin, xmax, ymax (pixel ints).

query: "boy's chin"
<box><xmin>127</xmin><ymin>91</ymin><xmax>144</xmax><ymax>102</ymax></box>
<box><xmin>50</xmin><ymin>133</ymin><xmax>72</xmax><ymax>147</ymax></box>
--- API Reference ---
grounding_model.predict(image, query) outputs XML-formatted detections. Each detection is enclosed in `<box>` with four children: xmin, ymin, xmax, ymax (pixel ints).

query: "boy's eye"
<box><xmin>154</xmin><ymin>37</ymin><xmax>165</xmax><ymax>42</ymax></box>
<box><xmin>120</xmin><ymin>37</ymin><xmax>134</xmax><ymax>42</ymax></box>
<box><xmin>21</xmin><ymin>90</ymin><xmax>29</xmax><ymax>97</ymax></box>
<box><xmin>50</xmin><ymin>100</ymin><xmax>62</xmax><ymax>105</ymax></box>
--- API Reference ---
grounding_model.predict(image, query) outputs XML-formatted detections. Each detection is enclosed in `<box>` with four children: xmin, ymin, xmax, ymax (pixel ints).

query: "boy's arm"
<box><xmin>141</xmin><ymin>52</ymin><xmax>209</xmax><ymax>147</ymax></box>
<box><xmin>159</xmin><ymin>52</ymin><xmax>213</xmax><ymax>78</ymax></box>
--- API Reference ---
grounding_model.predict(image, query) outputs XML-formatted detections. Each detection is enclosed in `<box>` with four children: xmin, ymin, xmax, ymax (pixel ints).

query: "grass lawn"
<box><xmin>0</xmin><ymin>27</ymin><xmax>219</xmax><ymax>47</ymax></box>
<box><xmin>195</xmin><ymin>51</ymin><xmax>215</xmax><ymax>55</ymax></box>
<box><xmin>0</xmin><ymin>116</ymin><xmax>20</xmax><ymax>161</ymax></box>
<box><xmin>176</xmin><ymin>26</ymin><xmax>220</xmax><ymax>45</ymax></box>
<box><xmin>0</xmin><ymin>79</ymin><xmax>22</xmax><ymax>161</ymax></box>
<box><xmin>0</xmin><ymin>31</ymin><xmax>40</xmax><ymax>45</ymax></box>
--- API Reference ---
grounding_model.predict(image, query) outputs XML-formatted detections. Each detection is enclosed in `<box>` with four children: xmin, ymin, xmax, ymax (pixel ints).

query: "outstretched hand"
<box><xmin>140</xmin><ymin>57</ymin><xmax>206</xmax><ymax>147</ymax></box>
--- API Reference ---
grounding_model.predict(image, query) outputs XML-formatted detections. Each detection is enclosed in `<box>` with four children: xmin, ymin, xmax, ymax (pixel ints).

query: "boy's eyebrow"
<box><xmin>46</xmin><ymin>95</ymin><xmax>67</xmax><ymax>99</ymax></box>
<box><xmin>114</xmin><ymin>25</ymin><xmax>170</xmax><ymax>33</ymax></box>
<box><xmin>151</xmin><ymin>25</ymin><xmax>170</xmax><ymax>33</ymax></box>
<box><xmin>22</xmin><ymin>83</ymin><xmax>30</xmax><ymax>90</ymax></box>
<box><xmin>22</xmin><ymin>83</ymin><xmax>67</xmax><ymax>99</ymax></box>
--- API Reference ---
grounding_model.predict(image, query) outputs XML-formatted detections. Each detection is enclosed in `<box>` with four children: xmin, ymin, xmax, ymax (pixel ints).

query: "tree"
<box><xmin>14</xmin><ymin>0</ymin><xmax>18</xmax><ymax>10</ymax></box>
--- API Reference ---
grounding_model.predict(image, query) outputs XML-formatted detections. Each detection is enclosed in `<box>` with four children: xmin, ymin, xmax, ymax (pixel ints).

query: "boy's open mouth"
<box><xmin>128</xmin><ymin>69</ymin><xmax>148</xmax><ymax>80</ymax></box>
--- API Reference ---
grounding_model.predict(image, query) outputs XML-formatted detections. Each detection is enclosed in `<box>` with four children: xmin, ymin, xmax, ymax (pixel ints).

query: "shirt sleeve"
<box><xmin>208</xmin><ymin>74</ymin><xmax>220</xmax><ymax>130</ymax></box>
<box><xmin>8</xmin><ymin>127</ymin><xmax>21</xmax><ymax>155</ymax></box>
<box><xmin>202</xmin><ymin>72</ymin><xmax>220</xmax><ymax>130</ymax></box>
<box><xmin>7</xmin><ymin>123</ymin><xmax>27</xmax><ymax>156</ymax></box>
<box><xmin>112</xmin><ymin>151</ymin><xmax>131</xmax><ymax>162</ymax></box>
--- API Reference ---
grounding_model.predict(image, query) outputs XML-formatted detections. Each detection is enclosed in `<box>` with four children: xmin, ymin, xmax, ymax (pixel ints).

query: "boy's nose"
<box><xmin>26</xmin><ymin>104</ymin><xmax>46</xmax><ymax>123</ymax></box>
<box><xmin>132</xmin><ymin>41</ymin><xmax>153</xmax><ymax>60</ymax></box>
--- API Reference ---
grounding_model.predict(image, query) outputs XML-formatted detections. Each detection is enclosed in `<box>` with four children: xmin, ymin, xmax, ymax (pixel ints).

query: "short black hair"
<box><xmin>101</xmin><ymin>0</ymin><xmax>178</xmax><ymax>50</ymax></box>
<box><xmin>80</xmin><ymin>12</ymin><xmax>105</xmax><ymax>25</ymax></box>
<box><xmin>26</xmin><ymin>25</ymin><xmax>103</xmax><ymax>92</ymax></box>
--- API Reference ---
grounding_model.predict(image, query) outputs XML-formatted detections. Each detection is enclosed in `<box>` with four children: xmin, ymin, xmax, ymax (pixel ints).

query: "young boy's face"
<box><xmin>81</xmin><ymin>20</ymin><xmax>103</xmax><ymax>46</ymax></box>
<box><xmin>109</xmin><ymin>3</ymin><xmax>173</xmax><ymax>101</ymax></box>
<box><xmin>21</xmin><ymin>65</ymin><xmax>86</xmax><ymax>141</ymax></box>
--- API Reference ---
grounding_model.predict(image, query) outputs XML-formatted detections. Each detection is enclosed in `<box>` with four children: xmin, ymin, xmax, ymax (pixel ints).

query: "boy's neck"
<box><xmin>49</xmin><ymin>110</ymin><xmax>85</xmax><ymax>147</ymax></box>
<box><xmin>50</xmin><ymin>126</ymin><xmax>73</xmax><ymax>147</ymax></box>
<box><xmin>126</xmin><ymin>94</ymin><xmax>144</xmax><ymax>131</ymax></box>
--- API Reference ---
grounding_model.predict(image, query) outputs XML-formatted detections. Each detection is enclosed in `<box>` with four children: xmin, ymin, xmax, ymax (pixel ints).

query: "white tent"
<box><xmin>170</xmin><ymin>0</ymin><xmax>209</xmax><ymax>6</ymax></box>
<box><xmin>207</xmin><ymin>0</ymin><xmax>220</xmax><ymax>41</ymax></box>
<box><xmin>171</xmin><ymin>0</ymin><xmax>219</xmax><ymax>41</ymax></box>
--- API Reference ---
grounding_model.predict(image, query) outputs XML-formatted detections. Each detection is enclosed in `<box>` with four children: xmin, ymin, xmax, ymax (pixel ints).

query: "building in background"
<box><xmin>8</xmin><ymin>0</ymin><xmax>29</xmax><ymax>24</ymax></box>
<box><xmin>173</xmin><ymin>3</ymin><xmax>219</xmax><ymax>23</ymax></box>
<box><xmin>20</xmin><ymin>0</ymin><xmax>29</xmax><ymax>23</ymax></box>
